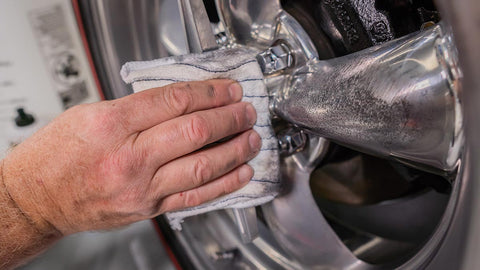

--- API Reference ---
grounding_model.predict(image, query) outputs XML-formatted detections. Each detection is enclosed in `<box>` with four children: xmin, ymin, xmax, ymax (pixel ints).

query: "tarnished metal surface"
<box><xmin>274</xmin><ymin>23</ymin><xmax>463</xmax><ymax>174</ymax></box>
<box><xmin>350</xmin><ymin>0</ymin><xmax>394</xmax><ymax>44</ymax></box>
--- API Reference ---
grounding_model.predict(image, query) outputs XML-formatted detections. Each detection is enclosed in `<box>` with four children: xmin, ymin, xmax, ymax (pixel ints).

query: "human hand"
<box><xmin>1</xmin><ymin>79</ymin><xmax>260</xmax><ymax>235</ymax></box>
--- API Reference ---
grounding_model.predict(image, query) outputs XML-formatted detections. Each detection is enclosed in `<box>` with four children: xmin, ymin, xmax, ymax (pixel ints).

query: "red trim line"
<box><xmin>151</xmin><ymin>219</ymin><xmax>183</xmax><ymax>270</ymax></box>
<box><xmin>71</xmin><ymin>0</ymin><xmax>105</xmax><ymax>101</ymax></box>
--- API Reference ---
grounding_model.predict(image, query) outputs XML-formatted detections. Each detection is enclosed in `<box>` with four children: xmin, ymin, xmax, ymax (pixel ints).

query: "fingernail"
<box><xmin>249</xmin><ymin>131</ymin><xmax>262</xmax><ymax>152</ymax></box>
<box><xmin>228</xmin><ymin>82</ymin><xmax>243</xmax><ymax>101</ymax></box>
<box><xmin>245</xmin><ymin>103</ymin><xmax>257</xmax><ymax>126</ymax></box>
<box><xmin>238</xmin><ymin>165</ymin><xmax>253</xmax><ymax>183</ymax></box>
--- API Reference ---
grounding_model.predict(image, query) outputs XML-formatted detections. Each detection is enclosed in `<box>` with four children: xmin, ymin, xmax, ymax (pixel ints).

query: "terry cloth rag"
<box><xmin>121</xmin><ymin>47</ymin><xmax>280</xmax><ymax>230</ymax></box>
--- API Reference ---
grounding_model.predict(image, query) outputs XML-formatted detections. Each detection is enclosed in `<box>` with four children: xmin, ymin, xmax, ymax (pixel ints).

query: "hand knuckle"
<box><xmin>231</xmin><ymin>108</ymin><xmax>243</xmax><ymax>130</ymax></box>
<box><xmin>164</xmin><ymin>85</ymin><xmax>192</xmax><ymax>115</ymax></box>
<box><xmin>184</xmin><ymin>190</ymin><xmax>201</xmax><ymax>207</ymax></box>
<box><xmin>193</xmin><ymin>156</ymin><xmax>212</xmax><ymax>186</ymax></box>
<box><xmin>185</xmin><ymin>115</ymin><xmax>211</xmax><ymax>145</ymax></box>
<box><xmin>234</xmin><ymin>140</ymin><xmax>249</xmax><ymax>161</ymax></box>
<box><xmin>221</xmin><ymin>179</ymin><xmax>232</xmax><ymax>195</ymax></box>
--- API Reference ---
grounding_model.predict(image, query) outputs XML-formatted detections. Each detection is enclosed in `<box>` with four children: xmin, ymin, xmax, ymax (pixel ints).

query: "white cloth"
<box><xmin>121</xmin><ymin>47</ymin><xmax>280</xmax><ymax>230</ymax></box>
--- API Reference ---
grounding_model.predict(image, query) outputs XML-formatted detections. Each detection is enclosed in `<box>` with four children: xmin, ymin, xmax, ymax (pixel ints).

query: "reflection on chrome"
<box><xmin>273</xmin><ymin>23</ymin><xmax>463</xmax><ymax>175</ymax></box>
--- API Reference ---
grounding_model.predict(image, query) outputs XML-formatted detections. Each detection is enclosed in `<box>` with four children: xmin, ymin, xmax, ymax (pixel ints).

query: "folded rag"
<box><xmin>121</xmin><ymin>47</ymin><xmax>280</xmax><ymax>230</ymax></box>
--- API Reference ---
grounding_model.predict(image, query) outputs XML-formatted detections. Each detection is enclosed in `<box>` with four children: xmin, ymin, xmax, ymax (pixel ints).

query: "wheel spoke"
<box><xmin>274</xmin><ymin>23</ymin><xmax>463</xmax><ymax>175</ymax></box>
<box><xmin>262</xmin><ymin>158</ymin><xmax>366</xmax><ymax>269</ymax></box>
<box><xmin>178</xmin><ymin>0</ymin><xmax>218</xmax><ymax>53</ymax></box>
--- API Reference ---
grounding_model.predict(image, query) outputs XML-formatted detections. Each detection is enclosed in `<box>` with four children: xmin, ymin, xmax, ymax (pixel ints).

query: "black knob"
<box><xmin>15</xmin><ymin>108</ymin><xmax>35</xmax><ymax>127</ymax></box>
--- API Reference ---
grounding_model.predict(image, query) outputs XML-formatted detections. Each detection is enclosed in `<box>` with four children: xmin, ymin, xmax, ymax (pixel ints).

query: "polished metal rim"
<box><xmin>164</xmin><ymin>1</ymin><xmax>465</xmax><ymax>269</ymax></box>
<box><xmin>78</xmin><ymin>0</ymin><xmax>468</xmax><ymax>268</ymax></box>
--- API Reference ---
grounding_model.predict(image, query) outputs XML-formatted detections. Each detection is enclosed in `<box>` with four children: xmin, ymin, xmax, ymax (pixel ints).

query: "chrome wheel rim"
<box><xmin>160</xmin><ymin>0</ymin><xmax>466</xmax><ymax>269</ymax></box>
<box><xmin>79</xmin><ymin>0</ymin><xmax>468</xmax><ymax>268</ymax></box>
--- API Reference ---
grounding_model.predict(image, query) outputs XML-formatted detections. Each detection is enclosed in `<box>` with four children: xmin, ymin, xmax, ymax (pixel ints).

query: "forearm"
<box><xmin>0</xmin><ymin>161</ymin><xmax>61</xmax><ymax>269</ymax></box>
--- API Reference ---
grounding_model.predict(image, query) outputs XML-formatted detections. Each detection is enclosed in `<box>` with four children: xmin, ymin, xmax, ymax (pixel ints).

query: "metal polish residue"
<box><xmin>274</xmin><ymin>24</ymin><xmax>462</xmax><ymax>174</ymax></box>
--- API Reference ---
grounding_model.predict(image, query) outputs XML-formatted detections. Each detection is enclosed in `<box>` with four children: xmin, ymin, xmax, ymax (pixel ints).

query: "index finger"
<box><xmin>115</xmin><ymin>79</ymin><xmax>243</xmax><ymax>132</ymax></box>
